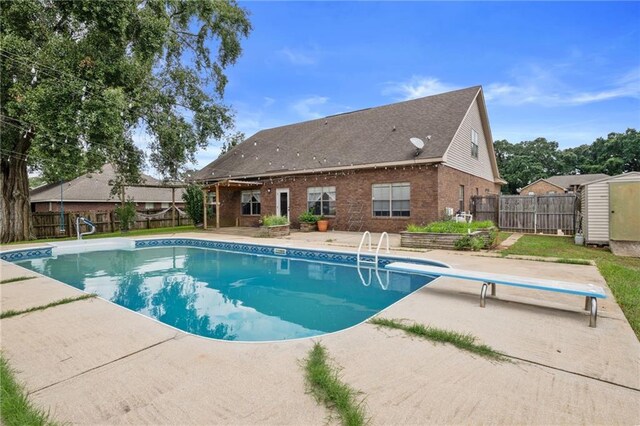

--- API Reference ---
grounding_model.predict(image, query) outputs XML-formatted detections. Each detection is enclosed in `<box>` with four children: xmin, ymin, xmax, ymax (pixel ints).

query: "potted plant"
<box><xmin>298</xmin><ymin>210</ymin><xmax>318</xmax><ymax>232</ymax></box>
<box><xmin>316</xmin><ymin>215</ymin><xmax>329</xmax><ymax>232</ymax></box>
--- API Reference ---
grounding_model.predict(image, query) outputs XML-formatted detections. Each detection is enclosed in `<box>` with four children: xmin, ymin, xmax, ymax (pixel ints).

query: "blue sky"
<box><xmin>190</xmin><ymin>1</ymin><xmax>640</xmax><ymax>169</ymax></box>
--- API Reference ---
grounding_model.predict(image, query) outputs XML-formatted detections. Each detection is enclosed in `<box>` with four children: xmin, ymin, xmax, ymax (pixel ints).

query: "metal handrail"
<box><xmin>76</xmin><ymin>216</ymin><xmax>96</xmax><ymax>240</ymax></box>
<box><xmin>357</xmin><ymin>231</ymin><xmax>372</xmax><ymax>267</ymax></box>
<box><xmin>374</xmin><ymin>232</ymin><xmax>390</xmax><ymax>265</ymax></box>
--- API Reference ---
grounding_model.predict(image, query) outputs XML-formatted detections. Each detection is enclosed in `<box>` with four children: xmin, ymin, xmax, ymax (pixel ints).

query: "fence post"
<box><xmin>533</xmin><ymin>196</ymin><xmax>537</xmax><ymax>233</ymax></box>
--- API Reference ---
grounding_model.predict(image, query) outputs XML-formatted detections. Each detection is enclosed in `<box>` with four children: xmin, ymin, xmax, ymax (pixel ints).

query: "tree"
<box><xmin>493</xmin><ymin>138</ymin><xmax>563</xmax><ymax>194</ymax></box>
<box><xmin>182</xmin><ymin>183</ymin><xmax>203</xmax><ymax>225</ymax></box>
<box><xmin>219</xmin><ymin>130</ymin><xmax>245</xmax><ymax>157</ymax></box>
<box><xmin>1</xmin><ymin>0</ymin><xmax>251</xmax><ymax>242</ymax></box>
<box><xmin>494</xmin><ymin>129</ymin><xmax>639</xmax><ymax>194</ymax></box>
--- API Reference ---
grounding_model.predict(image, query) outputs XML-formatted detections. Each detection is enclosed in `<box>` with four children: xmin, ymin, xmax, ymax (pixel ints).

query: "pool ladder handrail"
<box><xmin>357</xmin><ymin>231</ymin><xmax>390</xmax><ymax>290</ymax></box>
<box><xmin>76</xmin><ymin>216</ymin><xmax>96</xmax><ymax>240</ymax></box>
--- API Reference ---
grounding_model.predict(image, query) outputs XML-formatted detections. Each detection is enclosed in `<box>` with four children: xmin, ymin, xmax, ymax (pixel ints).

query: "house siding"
<box><xmin>217</xmin><ymin>166</ymin><xmax>439</xmax><ymax>233</ymax></box>
<box><xmin>213</xmin><ymin>165</ymin><xmax>501</xmax><ymax>232</ymax></box>
<box><xmin>444</xmin><ymin>98</ymin><xmax>495</xmax><ymax>182</ymax></box>
<box><xmin>583</xmin><ymin>173</ymin><xmax>640</xmax><ymax>244</ymax></box>
<box><xmin>520</xmin><ymin>180</ymin><xmax>566</xmax><ymax>195</ymax></box>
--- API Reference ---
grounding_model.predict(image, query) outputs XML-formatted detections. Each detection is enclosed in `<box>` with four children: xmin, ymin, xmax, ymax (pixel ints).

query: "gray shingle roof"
<box><xmin>30</xmin><ymin>164</ymin><xmax>185</xmax><ymax>203</ymax></box>
<box><xmin>546</xmin><ymin>174</ymin><xmax>610</xmax><ymax>189</ymax></box>
<box><xmin>194</xmin><ymin>86</ymin><xmax>482</xmax><ymax>181</ymax></box>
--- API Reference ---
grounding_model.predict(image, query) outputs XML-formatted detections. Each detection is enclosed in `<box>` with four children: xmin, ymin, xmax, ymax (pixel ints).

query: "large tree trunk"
<box><xmin>1</xmin><ymin>140</ymin><xmax>32</xmax><ymax>243</ymax></box>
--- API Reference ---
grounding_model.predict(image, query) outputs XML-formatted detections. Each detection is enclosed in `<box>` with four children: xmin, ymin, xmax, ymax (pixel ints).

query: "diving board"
<box><xmin>385</xmin><ymin>262</ymin><xmax>606</xmax><ymax>328</ymax></box>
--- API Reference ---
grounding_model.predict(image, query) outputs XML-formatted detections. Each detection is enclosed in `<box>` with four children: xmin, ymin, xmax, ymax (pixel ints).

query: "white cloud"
<box><xmin>263</xmin><ymin>97</ymin><xmax>275</xmax><ymax>108</ymax></box>
<box><xmin>382</xmin><ymin>76</ymin><xmax>460</xmax><ymax>101</ymax></box>
<box><xmin>291</xmin><ymin>95</ymin><xmax>328</xmax><ymax>120</ymax></box>
<box><xmin>278</xmin><ymin>47</ymin><xmax>318</xmax><ymax>65</ymax></box>
<box><xmin>485</xmin><ymin>66</ymin><xmax>640</xmax><ymax>106</ymax></box>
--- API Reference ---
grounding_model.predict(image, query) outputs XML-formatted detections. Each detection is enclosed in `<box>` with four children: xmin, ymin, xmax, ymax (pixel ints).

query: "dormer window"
<box><xmin>471</xmin><ymin>129</ymin><xmax>479</xmax><ymax>159</ymax></box>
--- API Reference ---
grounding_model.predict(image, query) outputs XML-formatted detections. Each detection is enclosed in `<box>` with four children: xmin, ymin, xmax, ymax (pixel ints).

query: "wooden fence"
<box><xmin>32</xmin><ymin>208</ymin><xmax>192</xmax><ymax>239</ymax></box>
<box><xmin>471</xmin><ymin>194</ymin><xmax>577</xmax><ymax>235</ymax></box>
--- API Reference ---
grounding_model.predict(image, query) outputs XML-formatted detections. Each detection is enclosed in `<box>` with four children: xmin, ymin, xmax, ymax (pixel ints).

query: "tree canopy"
<box><xmin>1</xmin><ymin>0</ymin><xmax>251</xmax><ymax>242</ymax></box>
<box><xmin>495</xmin><ymin>129</ymin><xmax>639</xmax><ymax>194</ymax></box>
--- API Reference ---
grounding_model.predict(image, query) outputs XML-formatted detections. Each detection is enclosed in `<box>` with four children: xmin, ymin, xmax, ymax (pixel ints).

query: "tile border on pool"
<box><xmin>134</xmin><ymin>238</ymin><xmax>447</xmax><ymax>268</ymax></box>
<box><xmin>1</xmin><ymin>247</ymin><xmax>53</xmax><ymax>262</ymax></box>
<box><xmin>1</xmin><ymin>237</ymin><xmax>449</xmax><ymax>270</ymax></box>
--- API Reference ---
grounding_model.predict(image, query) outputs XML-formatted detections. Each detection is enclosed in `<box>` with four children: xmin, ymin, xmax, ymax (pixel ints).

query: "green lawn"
<box><xmin>3</xmin><ymin>225</ymin><xmax>198</xmax><ymax>246</ymax></box>
<box><xmin>502</xmin><ymin>235</ymin><xmax>640</xmax><ymax>339</ymax></box>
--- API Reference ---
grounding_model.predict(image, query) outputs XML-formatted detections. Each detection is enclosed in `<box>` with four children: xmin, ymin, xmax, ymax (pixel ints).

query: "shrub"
<box><xmin>262</xmin><ymin>215</ymin><xmax>288</xmax><ymax>226</ymax></box>
<box><xmin>114</xmin><ymin>200</ymin><xmax>137</xmax><ymax>232</ymax></box>
<box><xmin>182</xmin><ymin>184</ymin><xmax>203</xmax><ymax>225</ymax></box>
<box><xmin>298</xmin><ymin>210</ymin><xmax>318</xmax><ymax>224</ymax></box>
<box><xmin>454</xmin><ymin>235</ymin><xmax>486</xmax><ymax>251</ymax></box>
<box><xmin>406</xmin><ymin>220</ymin><xmax>495</xmax><ymax>234</ymax></box>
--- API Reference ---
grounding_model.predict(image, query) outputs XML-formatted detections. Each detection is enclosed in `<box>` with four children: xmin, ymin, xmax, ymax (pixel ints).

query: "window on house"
<box><xmin>307</xmin><ymin>187</ymin><xmax>336</xmax><ymax>216</ymax></box>
<box><xmin>161</xmin><ymin>202</ymin><xmax>169</xmax><ymax>209</ymax></box>
<box><xmin>458</xmin><ymin>185</ymin><xmax>465</xmax><ymax>212</ymax></box>
<box><xmin>471</xmin><ymin>129</ymin><xmax>479</xmax><ymax>159</ymax></box>
<box><xmin>241</xmin><ymin>190</ymin><xmax>261</xmax><ymax>215</ymax></box>
<box><xmin>145</xmin><ymin>202</ymin><xmax>155</xmax><ymax>210</ymax></box>
<box><xmin>372</xmin><ymin>183</ymin><xmax>410</xmax><ymax>217</ymax></box>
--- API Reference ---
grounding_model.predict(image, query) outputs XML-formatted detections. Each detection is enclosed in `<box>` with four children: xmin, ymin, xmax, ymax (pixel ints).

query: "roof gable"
<box><xmin>194</xmin><ymin>86</ymin><xmax>482</xmax><ymax>181</ymax></box>
<box><xmin>519</xmin><ymin>178</ymin><xmax>566</xmax><ymax>193</ymax></box>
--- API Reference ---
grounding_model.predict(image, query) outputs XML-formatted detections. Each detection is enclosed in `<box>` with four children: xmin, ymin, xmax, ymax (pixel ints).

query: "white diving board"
<box><xmin>385</xmin><ymin>262</ymin><xmax>606</xmax><ymax>328</ymax></box>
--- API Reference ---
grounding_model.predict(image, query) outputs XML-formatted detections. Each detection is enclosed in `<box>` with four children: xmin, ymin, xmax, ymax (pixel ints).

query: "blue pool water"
<box><xmin>14</xmin><ymin>246</ymin><xmax>435</xmax><ymax>341</ymax></box>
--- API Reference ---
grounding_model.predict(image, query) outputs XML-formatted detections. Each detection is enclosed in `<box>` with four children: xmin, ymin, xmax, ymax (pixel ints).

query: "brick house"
<box><xmin>519</xmin><ymin>174</ymin><xmax>609</xmax><ymax>195</ymax></box>
<box><xmin>30</xmin><ymin>163</ymin><xmax>185</xmax><ymax>213</ymax></box>
<box><xmin>194</xmin><ymin>86</ymin><xmax>506</xmax><ymax>232</ymax></box>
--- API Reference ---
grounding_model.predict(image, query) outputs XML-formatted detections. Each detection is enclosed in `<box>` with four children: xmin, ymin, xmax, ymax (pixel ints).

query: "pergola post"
<box><xmin>202</xmin><ymin>188</ymin><xmax>207</xmax><ymax>229</ymax></box>
<box><xmin>215</xmin><ymin>184</ymin><xmax>220</xmax><ymax>229</ymax></box>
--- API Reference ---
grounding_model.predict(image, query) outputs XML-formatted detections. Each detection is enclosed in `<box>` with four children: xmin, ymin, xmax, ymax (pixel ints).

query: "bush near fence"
<box><xmin>31</xmin><ymin>209</ymin><xmax>192</xmax><ymax>239</ymax></box>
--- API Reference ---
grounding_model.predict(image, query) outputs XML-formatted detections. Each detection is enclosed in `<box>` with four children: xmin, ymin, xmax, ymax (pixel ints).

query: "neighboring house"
<box><xmin>30</xmin><ymin>163</ymin><xmax>186</xmax><ymax>213</ymax></box>
<box><xmin>520</xmin><ymin>174</ymin><xmax>609</xmax><ymax>195</ymax></box>
<box><xmin>581</xmin><ymin>172</ymin><xmax>640</xmax><ymax>256</ymax></box>
<box><xmin>194</xmin><ymin>86</ymin><xmax>505</xmax><ymax>232</ymax></box>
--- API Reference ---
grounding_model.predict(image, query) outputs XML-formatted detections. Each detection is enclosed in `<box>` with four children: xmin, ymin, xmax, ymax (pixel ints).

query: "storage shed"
<box><xmin>581</xmin><ymin>172</ymin><xmax>640</xmax><ymax>256</ymax></box>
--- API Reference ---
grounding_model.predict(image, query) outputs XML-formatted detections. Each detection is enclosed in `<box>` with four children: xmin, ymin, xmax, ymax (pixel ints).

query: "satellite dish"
<box><xmin>410</xmin><ymin>137</ymin><xmax>425</xmax><ymax>149</ymax></box>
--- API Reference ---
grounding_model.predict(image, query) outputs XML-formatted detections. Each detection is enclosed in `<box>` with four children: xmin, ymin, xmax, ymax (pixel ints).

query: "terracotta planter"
<box><xmin>299</xmin><ymin>222</ymin><xmax>317</xmax><ymax>232</ymax></box>
<box><xmin>316</xmin><ymin>220</ymin><xmax>329</xmax><ymax>232</ymax></box>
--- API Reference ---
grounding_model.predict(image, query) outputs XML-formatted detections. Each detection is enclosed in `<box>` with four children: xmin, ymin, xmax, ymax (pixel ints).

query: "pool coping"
<box><xmin>2</xmin><ymin>236</ymin><xmax>452</xmax><ymax>345</ymax></box>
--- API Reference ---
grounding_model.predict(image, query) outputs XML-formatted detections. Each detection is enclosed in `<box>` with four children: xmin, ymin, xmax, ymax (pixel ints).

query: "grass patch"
<box><xmin>304</xmin><ymin>342</ymin><xmax>368</xmax><ymax>426</ymax></box>
<box><xmin>0</xmin><ymin>294</ymin><xmax>96</xmax><ymax>319</ymax></box>
<box><xmin>370</xmin><ymin>317</ymin><xmax>507</xmax><ymax>362</ymax></box>
<box><xmin>0</xmin><ymin>276</ymin><xmax>37</xmax><ymax>285</ymax></box>
<box><xmin>407</xmin><ymin>220</ymin><xmax>495</xmax><ymax>234</ymax></box>
<box><xmin>0</xmin><ymin>354</ymin><xmax>57</xmax><ymax>425</ymax></box>
<box><xmin>2</xmin><ymin>225</ymin><xmax>197</xmax><ymax>246</ymax></box>
<box><xmin>502</xmin><ymin>235</ymin><xmax>640</xmax><ymax>339</ymax></box>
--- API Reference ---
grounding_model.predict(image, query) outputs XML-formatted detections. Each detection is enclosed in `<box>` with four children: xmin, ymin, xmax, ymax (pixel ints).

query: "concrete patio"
<box><xmin>1</xmin><ymin>230</ymin><xmax>639</xmax><ymax>424</ymax></box>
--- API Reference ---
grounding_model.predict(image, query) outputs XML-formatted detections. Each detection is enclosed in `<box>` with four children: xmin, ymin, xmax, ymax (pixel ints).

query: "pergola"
<box><xmin>202</xmin><ymin>179</ymin><xmax>263</xmax><ymax>229</ymax></box>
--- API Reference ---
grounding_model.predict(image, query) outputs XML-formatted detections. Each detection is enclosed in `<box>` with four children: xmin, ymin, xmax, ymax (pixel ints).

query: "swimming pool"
<box><xmin>5</xmin><ymin>238</ymin><xmax>446</xmax><ymax>342</ymax></box>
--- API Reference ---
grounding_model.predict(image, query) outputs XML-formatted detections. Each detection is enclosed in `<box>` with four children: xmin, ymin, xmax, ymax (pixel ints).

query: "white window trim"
<box><xmin>471</xmin><ymin>129</ymin><xmax>479</xmax><ymax>159</ymax></box>
<box><xmin>307</xmin><ymin>186</ymin><xmax>336</xmax><ymax>216</ymax></box>
<box><xmin>241</xmin><ymin>189</ymin><xmax>261</xmax><ymax>216</ymax></box>
<box><xmin>372</xmin><ymin>182</ymin><xmax>410</xmax><ymax>218</ymax></box>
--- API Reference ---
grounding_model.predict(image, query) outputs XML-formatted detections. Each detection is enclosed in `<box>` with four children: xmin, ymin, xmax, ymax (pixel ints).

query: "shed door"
<box><xmin>609</xmin><ymin>182</ymin><xmax>640</xmax><ymax>241</ymax></box>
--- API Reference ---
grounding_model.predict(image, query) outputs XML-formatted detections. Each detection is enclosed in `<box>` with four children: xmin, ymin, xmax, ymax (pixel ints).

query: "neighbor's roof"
<box><xmin>545</xmin><ymin>174</ymin><xmax>610</xmax><ymax>189</ymax></box>
<box><xmin>580</xmin><ymin>171</ymin><xmax>640</xmax><ymax>187</ymax></box>
<box><xmin>194</xmin><ymin>86</ymin><xmax>488</xmax><ymax>182</ymax></box>
<box><xmin>30</xmin><ymin>164</ymin><xmax>186</xmax><ymax>203</ymax></box>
